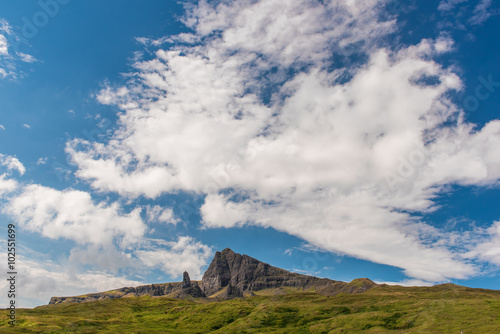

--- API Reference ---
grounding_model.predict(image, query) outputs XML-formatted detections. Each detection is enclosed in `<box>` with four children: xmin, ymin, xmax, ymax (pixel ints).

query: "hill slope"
<box><xmin>2</xmin><ymin>283</ymin><xmax>500</xmax><ymax>333</ymax></box>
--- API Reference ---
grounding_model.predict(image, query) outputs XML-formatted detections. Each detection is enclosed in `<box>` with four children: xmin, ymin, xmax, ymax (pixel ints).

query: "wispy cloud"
<box><xmin>22</xmin><ymin>123</ymin><xmax>31</xmax><ymax>129</ymax></box>
<box><xmin>17</xmin><ymin>52</ymin><xmax>38</xmax><ymax>63</ymax></box>
<box><xmin>0</xmin><ymin>18</ymin><xmax>36</xmax><ymax>80</ymax></box>
<box><xmin>438</xmin><ymin>0</ymin><xmax>469</xmax><ymax>11</ymax></box>
<box><xmin>469</xmin><ymin>0</ymin><xmax>494</xmax><ymax>25</ymax></box>
<box><xmin>438</xmin><ymin>0</ymin><xmax>496</xmax><ymax>27</ymax></box>
<box><xmin>36</xmin><ymin>157</ymin><xmax>48</xmax><ymax>165</ymax></box>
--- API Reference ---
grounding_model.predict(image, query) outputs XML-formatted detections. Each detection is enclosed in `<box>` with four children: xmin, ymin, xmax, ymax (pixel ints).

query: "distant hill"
<box><xmin>49</xmin><ymin>248</ymin><xmax>378</xmax><ymax>304</ymax></box>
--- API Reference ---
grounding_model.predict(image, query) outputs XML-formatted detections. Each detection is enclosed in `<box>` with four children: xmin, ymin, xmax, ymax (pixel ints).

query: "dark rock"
<box><xmin>218</xmin><ymin>282</ymin><xmax>242</xmax><ymax>299</ymax></box>
<box><xmin>180</xmin><ymin>283</ymin><xmax>206</xmax><ymax>298</ymax></box>
<box><xmin>182</xmin><ymin>271</ymin><xmax>192</xmax><ymax>288</ymax></box>
<box><xmin>178</xmin><ymin>273</ymin><xmax>206</xmax><ymax>298</ymax></box>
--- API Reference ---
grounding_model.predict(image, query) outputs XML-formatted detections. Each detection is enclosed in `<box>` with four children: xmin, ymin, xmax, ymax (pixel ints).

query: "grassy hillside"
<box><xmin>1</xmin><ymin>284</ymin><xmax>499</xmax><ymax>333</ymax></box>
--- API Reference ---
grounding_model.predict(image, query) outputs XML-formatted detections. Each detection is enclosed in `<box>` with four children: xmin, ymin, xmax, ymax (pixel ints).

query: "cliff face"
<box><xmin>200</xmin><ymin>248</ymin><xmax>318</xmax><ymax>296</ymax></box>
<box><xmin>49</xmin><ymin>248</ymin><xmax>378</xmax><ymax>304</ymax></box>
<box><xmin>200</xmin><ymin>248</ymin><xmax>375</xmax><ymax>298</ymax></box>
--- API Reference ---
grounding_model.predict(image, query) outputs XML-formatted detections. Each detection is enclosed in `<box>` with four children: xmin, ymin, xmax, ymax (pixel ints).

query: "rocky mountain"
<box><xmin>200</xmin><ymin>248</ymin><xmax>377</xmax><ymax>298</ymax></box>
<box><xmin>49</xmin><ymin>248</ymin><xmax>378</xmax><ymax>305</ymax></box>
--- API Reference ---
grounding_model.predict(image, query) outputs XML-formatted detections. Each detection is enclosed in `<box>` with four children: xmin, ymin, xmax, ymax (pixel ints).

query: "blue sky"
<box><xmin>0</xmin><ymin>0</ymin><xmax>499</xmax><ymax>308</ymax></box>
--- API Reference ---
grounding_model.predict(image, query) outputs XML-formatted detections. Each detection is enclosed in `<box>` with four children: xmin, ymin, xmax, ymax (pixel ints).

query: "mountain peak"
<box><xmin>221</xmin><ymin>247</ymin><xmax>235</xmax><ymax>254</ymax></box>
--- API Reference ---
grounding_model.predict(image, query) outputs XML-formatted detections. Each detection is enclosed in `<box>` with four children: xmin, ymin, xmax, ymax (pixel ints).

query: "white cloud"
<box><xmin>0</xmin><ymin>34</ymin><xmax>8</xmax><ymax>56</ymax></box>
<box><xmin>0</xmin><ymin>124</ymin><xmax>5</xmax><ymax>130</ymax></box>
<box><xmin>0</xmin><ymin>154</ymin><xmax>25</xmax><ymax>175</ymax></box>
<box><xmin>466</xmin><ymin>221</ymin><xmax>500</xmax><ymax>266</ymax></box>
<box><xmin>17</xmin><ymin>52</ymin><xmax>37</xmax><ymax>63</ymax></box>
<box><xmin>0</xmin><ymin>18</ymin><xmax>12</xmax><ymax>34</ymax></box>
<box><xmin>0</xmin><ymin>154</ymin><xmax>24</xmax><ymax>196</ymax></box>
<box><xmin>0</xmin><ymin>174</ymin><xmax>18</xmax><ymax>196</ymax></box>
<box><xmin>135</xmin><ymin>236</ymin><xmax>212</xmax><ymax>279</ymax></box>
<box><xmin>376</xmin><ymin>279</ymin><xmax>436</xmax><ymax>287</ymax></box>
<box><xmin>185</xmin><ymin>0</ymin><xmax>394</xmax><ymax>66</ymax></box>
<box><xmin>0</xmin><ymin>19</ymin><xmax>36</xmax><ymax>80</ymax></box>
<box><xmin>470</xmin><ymin>0</ymin><xmax>493</xmax><ymax>25</ymax></box>
<box><xmin>438</xmin><ymin>0</ymin><xmax>495</xmax><ymax>26</ymax></box>
<box><xmin>36</xmin><ymin>157</ymin><xmax>48</xmax><ymax>165</ymax></box>
<box><xmin>68</xmin><ymin>0</ymin><xmax>500</xmax><ymax>283</ymax></box>
<box><xmin>3</xmin><ymin>184</ymin><xmax>146</xmax><ymax>246</ymax></box>
<box><xmin>145</xmin><ymin>204</ymin><xmax>179</xmax><ymax>225</ymax></box>
<box><xmin>438</xmin><ymin>0</ymin><xmax>469</xmax><ymax>11</ymax></box>
<box><xmin>22</xmin><ymin>123</ymin><xmax>31</xmax><ymax>129</ymax></box>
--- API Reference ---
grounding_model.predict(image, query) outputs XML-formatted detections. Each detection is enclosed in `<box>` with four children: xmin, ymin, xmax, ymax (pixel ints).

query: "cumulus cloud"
<box><xmin>67</xmin><ymin>0</ymin><xmax>500</xmax><ymax>282</ymax></box>
<box><xmin>3</xmin><ymin>185</ymin><xmax>146</xmax><ymax>246</ymax></box>
<box><xmin>0</xmin><ymin>174</ymin><xmax>18</xmax><ymax>196</ymax></box>
<box><xmin>135</xmin><ymin>236</ymin><xmax>212</xmax><ymax>279</ymax></box>
<box><xmin>0</xmin><ymin>154</ymin><xmax>24</xmax><ymax>196</ymax></box>
<box><xmin>0</xmin><ymin>153</ymin><xmax>25</xmax><ymax>175</ymax></box>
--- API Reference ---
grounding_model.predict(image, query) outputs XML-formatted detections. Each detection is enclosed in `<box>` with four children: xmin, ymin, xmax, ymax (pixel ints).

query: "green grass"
<box><xmin>1</xmin><ymin>284</ymin><xmax>500</xmax><ymax>333</ymax></box>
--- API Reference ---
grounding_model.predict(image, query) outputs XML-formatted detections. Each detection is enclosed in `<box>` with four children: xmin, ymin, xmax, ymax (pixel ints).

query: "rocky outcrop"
<box><xmin>182</xmin><ymin>271</ymin><xmax>191</xmax><ymax>288</ymax></box>
<box><xmin>49</xmin><ymin>248</ymin><xmax>379</xmax><ymax>305</ymax></box>
<box><xmin>176</xmin><ymin>271</ymin><xmax>205</xmax><ymax>298</ymax></box>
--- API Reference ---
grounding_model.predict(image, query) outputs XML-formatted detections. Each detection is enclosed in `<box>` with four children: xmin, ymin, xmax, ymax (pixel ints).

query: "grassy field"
<box><xmin>1</xmin><ymin>283</ymin><xmax>499</xmax><ymax>333</ymax></box>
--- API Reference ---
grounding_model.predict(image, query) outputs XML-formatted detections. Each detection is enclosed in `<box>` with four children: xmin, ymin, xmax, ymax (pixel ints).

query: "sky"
<box><xmin>0</xmin><ymin>0</ymin><xmax>499</xmax><ymax>308</ymax></box>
